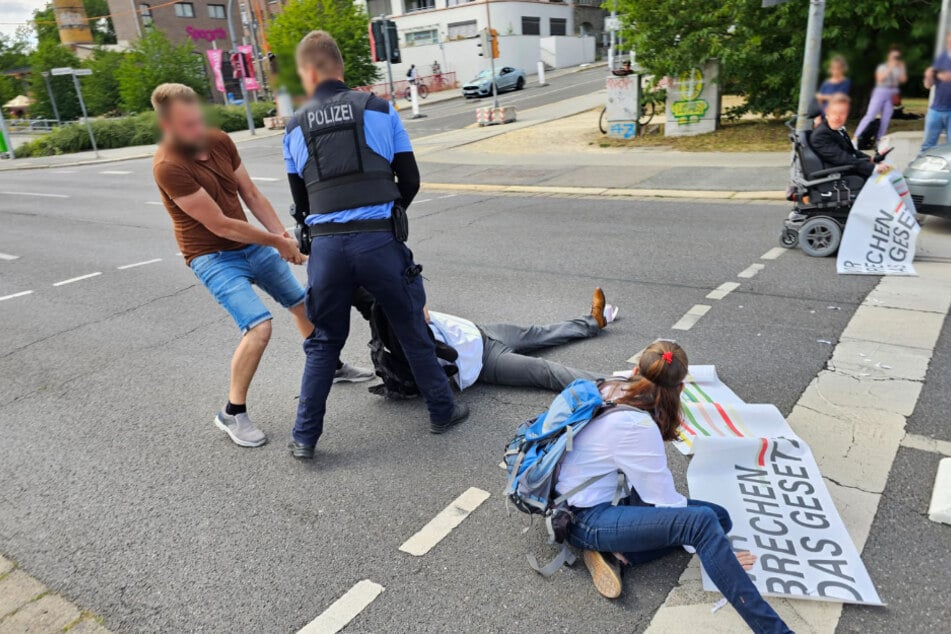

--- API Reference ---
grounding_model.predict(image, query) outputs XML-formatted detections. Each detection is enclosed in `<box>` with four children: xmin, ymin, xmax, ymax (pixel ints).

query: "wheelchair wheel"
<box><xmin>779</xmin><ymin>228</ymin><xmax>798</xmax><ymax>248</ymax></box>
<box><xmin>798</xmin><ymin>217</ymin><xmax>841</xmax><ymax>257</ymax></box>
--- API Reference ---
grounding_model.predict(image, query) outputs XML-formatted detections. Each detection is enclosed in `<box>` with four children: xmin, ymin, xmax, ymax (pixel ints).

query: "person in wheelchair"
<box><xmin>810</xmin><ymin>94</ymin><xmax>886</xmax><ymax>190</ymax></box>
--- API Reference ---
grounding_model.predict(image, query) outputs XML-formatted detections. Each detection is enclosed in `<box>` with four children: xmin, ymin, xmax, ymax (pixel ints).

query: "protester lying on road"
<box><xmin>557</xmin><ymin>340</ymin><xmax>792</xmax><ymax>634</ymax></box>
<box><xmin>369</xmin><ymin>288</ymin><xmax>618</xmax><ymax>398</ymax></box>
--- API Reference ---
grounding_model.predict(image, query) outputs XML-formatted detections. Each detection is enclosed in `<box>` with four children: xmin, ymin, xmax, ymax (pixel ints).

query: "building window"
<box><xmin>447</xmin><ymin>20</ymin><xmax>477</xmax><ymax>39</ymax></box>
<box><xmin>446</xmin><ymin>0</ymin><xmax>474</xmax><ymax>5</ymax></box>
<box><xmin>207</xmin><ymin>3</ymin><xmax>226</xmax><ymax>18</ymax></box>
<box><xmin>404</xmin><ymin>0</ymin><xmax>435</xmax><ymax>13</ymax></box>
<box><xmin>366</xmin><ymin>0</ymin><xmax>391</xmax><ymax>16</ymax></box>
<box><xmin>174</xmin><ymin>2</ymin><xmax>195</xmax><ymax>17</ymax></box>
<box><xmin>521</xmin><ymin>16</ymin><xmax>540</xmax><ymax>35</ymax></box>
<box><xmin>140</xmin><ymin>3</ymin><xmax>153</xmax><ymax>27</ymax></box>
<box><xmin>550</xmin><ymin>18</ymin><xmax>567</xmax><ymax>36</ymax></box>
<box><xmin>406</xmin><ymin>29</ymin><xmax>439</xmax><ymax>46</ymax></box>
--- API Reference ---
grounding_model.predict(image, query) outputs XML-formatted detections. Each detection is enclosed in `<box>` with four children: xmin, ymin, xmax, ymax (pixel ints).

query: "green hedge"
<box><xmin>15</xmin><ymin>103</ymin><xmax>273</xmax><ymax>158</ymax></box>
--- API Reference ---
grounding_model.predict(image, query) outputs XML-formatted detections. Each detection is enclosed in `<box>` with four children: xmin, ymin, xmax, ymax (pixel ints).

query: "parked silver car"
<box><xmin>462</xmin><ymin>67</ymin><xmax>526</xmax><ymax>98</ymax></box>
<box><xmin>907</xmin><ymin>144</ymin><xmax>951</xmax><ymax>217</ymax></box>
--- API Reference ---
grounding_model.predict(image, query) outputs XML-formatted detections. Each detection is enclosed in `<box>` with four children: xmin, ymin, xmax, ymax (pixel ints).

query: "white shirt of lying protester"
<box><xmin>427</xmin><ymin>311</ymin><xmax>484</xmax><ymax>390</ymax></box>
<box><xmin>556</xmin><ymin>408</ymin><xmax>687</xmax><ymax>509</ymax></box>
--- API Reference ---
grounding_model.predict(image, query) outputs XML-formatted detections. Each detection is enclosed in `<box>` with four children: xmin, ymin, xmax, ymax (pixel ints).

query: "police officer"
<box><xmin>283</xmin><ymin>30</ymin><xmax>469</xmax><ymax>460</ymax></box>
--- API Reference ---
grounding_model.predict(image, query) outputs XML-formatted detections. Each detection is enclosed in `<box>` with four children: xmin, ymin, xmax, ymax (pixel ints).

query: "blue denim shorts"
<box><xmin>190</xmin><ymin>244</ymin><xmax>306</xmax><ymax>333</ymax></box>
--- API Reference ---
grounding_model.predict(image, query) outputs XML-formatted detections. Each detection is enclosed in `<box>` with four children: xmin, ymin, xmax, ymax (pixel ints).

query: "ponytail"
<box><xmin>610</xmin><ymin>341</ymin><xmax>688</xmax><ymax>441</ymax></box>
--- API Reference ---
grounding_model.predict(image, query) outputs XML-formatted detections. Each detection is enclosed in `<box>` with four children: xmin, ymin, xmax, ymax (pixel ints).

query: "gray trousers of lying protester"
<box><xmin>477</xmin><ymin>316</ymin><xmax>604</xmax><ymax>392</ymax></box>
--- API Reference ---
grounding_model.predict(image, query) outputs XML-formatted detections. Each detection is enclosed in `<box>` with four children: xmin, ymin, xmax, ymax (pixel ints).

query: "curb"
<box><xmin>421</xmin><ymin>182</ymin><xmax>787</xmax><ymax>202</ymax></box>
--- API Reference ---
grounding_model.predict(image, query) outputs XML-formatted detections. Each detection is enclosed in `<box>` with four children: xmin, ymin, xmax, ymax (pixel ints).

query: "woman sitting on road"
<box><xmin>555</xmin><ymin>340</ymin><xmax>791</xmax><ymax>634</ymax></box>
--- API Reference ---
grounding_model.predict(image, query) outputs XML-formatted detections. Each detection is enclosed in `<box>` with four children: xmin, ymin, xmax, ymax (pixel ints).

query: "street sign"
<box><xmin>73</xmin><ymin>68</ymin><xmax>93</xmax><ymax>76</ymax></box>
<box><xmin>605</xmin><ymin>16</ymin><xmax>621</xmax><ymax>31</ymax></box>
<box><xmin>50</xmin><ymin>67</ymin><xmax>74</xmax><ymax>76</ymax></box>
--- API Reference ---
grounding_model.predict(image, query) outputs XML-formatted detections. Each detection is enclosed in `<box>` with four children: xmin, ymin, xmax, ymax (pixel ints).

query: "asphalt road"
<box><xmin>0</xmin><ymin>142</ymin><xmax>894</xmax><ymax>632</ymax></box>
<box><xmin>395</xmin><ymin>66</ymin><xmax>607</xmax><ymax>137</ymax></box>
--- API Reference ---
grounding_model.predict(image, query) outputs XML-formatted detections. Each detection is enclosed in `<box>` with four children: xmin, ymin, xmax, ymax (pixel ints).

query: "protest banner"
<box><xmin>837</xmin><ymin>167</ymin><xmax>919</xmax><ymax>276</ymax></box>
<box><xmin>688</xmin><ymin>436</ymin><xmax>883</xmax><ymax>606</ymax></box>
<box><xmin>237</xmin><ymin>45</ymin><xmax>261</xmax><ymax>91</ymax></box>
<box><xmin>681</xmin><ymin>365</ymin><xmax>744</xmax><ymax>406</ymax></box>
<box><xmin>674</xmin><ymin>403</ymin><xmax>798</xmax><ymax>455</ymax></box>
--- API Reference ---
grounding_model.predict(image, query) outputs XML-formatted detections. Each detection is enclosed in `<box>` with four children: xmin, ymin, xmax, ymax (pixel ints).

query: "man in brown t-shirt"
<box><xmin>151</xmin><ymin>83</ymin><xmax>371</xmax><ymax>449</ymax></box>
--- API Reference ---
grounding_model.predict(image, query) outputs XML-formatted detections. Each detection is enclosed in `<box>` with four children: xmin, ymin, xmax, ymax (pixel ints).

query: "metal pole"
<box><xmin>484</xmin><ymin>1</ymin><xmax>499</xmax><ymax>108</ymax></box>
<box><xmin>227</xmin><ymin>0</ymin><xmax>256</xmax><ymax>135</ymax></box>
<box><xmin>795</xmin><ymin>0</ymin><xmax>825</xmax><ymax>132</ymax></box>
<box><xmin>42</xmin><ymin>72</ymin><xmax>61</xmax><ymax>124</ymax></box>
<box><xmin>0</xmin><ymin>105</ymin><xmax>14</xmax><ymax>161</ymax></box>
<box><xmin>129</xmin><ymin>0</ymin><xmax>142</xmax><ymax>37</ymax></box>
<box><xmin>72</xmin><ymin>74</ymin><xmax>98</xmax><ymax>158</ymax></box>
<box><xmin>380</xmin><ymin>16</ymin><xmax>396</xmax><ymax>108</ymax></box>
<box><xmin>608</xmin><ymin>0</ymin><xmax>617</xmax><ymax>71</ymax></box>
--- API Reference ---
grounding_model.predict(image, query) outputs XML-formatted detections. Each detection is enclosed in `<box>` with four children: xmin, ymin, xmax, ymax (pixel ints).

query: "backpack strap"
<box><xmin>527</xmin><ymin>544</ymin><xmax>576</xmax><ymax>577</ymax></box>
<box><xmin>551</xmin><ymin>471</ymin><xmax>616</xmax><ymax>507</ymax></box>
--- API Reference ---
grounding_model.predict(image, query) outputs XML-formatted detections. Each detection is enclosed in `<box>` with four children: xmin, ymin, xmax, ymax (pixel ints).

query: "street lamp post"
<box><xmin>795</xmin><ymin>0</ymin><xmax>825</xmax><ymax>131</ymax></box>
<box><xmin>226</xmin><ymin>0</ymin><xmax>256</xmax><ymax>135</ymax></box>
<box><xmin>483</xmin><ymin>0</ymin><xmax>499</xmax><ymax>108</ymax></box>
<box><xmin>51</xmin><ymin>67</ymin><xmax>98</xmax><ymax>157</ymax></box>
<box><xmin>41</xmin><ymin>71</ymin><xmax>61</xmax><ymax>125</ymax></box>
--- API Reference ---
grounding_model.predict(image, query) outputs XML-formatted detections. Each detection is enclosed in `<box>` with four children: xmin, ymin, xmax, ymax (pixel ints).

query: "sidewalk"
<box><xmin>0</xmin><ymin>555</ymin><xmax>110</xmax><ymax>633</ymax></box>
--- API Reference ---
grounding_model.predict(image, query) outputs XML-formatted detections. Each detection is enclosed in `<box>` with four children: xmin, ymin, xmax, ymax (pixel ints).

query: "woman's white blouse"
<box><xmin>555</xmin><ymin>408</ymin><xmax>687</xmax><ymax>509</ymax></box>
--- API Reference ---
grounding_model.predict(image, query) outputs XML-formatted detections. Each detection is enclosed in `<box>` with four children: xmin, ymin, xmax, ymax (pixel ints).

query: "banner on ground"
<box><xmin>206</xmin><ymin>49</ymin><xmax>225</xmax><ymax>93</ymax></box>
<box><xmin>688</xmin><ymin>436</ymin><xmax>883</xmax><ymax>606</ymax></box>
<box><xmin>674</xmin><ymin>402</ymin><xmax>798</xmax><ymax>455</ymax></box>
<box><xmin>837</xmin><ymin>167</ymin><xmax>919</xmax><ymax>276</ymax></box>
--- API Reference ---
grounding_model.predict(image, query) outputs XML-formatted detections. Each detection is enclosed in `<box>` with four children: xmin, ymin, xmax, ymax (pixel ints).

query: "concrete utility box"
<box><xmin>604</xmin><ymin>75</ymin><xmax>640</xmax><ymax>140</ymax></box>
<box><xmin>476</xmin><ymin>106</ymin><xmax>517</xmax><ymax>126</ymax></box>
<box><xmin>665</xmin><ymin>61</ymin><xmax>721</xmax><ymax>137</ymax></box>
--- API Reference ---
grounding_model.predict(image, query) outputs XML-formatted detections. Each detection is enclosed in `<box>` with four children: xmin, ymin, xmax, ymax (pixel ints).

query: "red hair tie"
<box><xmin>661</xmin><ymin>351</ymin><xmax>674</xmax><ymax>365</ymax></box>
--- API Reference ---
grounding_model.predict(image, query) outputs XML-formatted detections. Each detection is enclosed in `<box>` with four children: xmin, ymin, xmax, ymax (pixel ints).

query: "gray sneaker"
<box><xmin>214</xmin><ymin>411</ymin><xmax>267</xmax><ymax>447</ymax></box>
<box><xmin>334</xmin><ymin>362</ymin><xmax>375</xmax><ymax>383</ymax></box>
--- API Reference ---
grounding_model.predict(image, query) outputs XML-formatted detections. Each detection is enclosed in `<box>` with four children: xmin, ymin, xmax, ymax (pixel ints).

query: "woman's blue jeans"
<box><xmin>568</xmin><ymin>494</ymin><xmax>791</xmax><ymax>634</ymax></box>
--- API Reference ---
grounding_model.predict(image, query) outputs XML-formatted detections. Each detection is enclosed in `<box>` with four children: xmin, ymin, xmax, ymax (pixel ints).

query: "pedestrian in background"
<box><xmin>922</xmin><ymin>32</ymin><xmax>951</xmax><ymax>153</ymax></box>
<box><xmin>853</xmin><ymin>45</ymin><xmax>907</xmax><ymax>147</ymax></box>
<box><xmin>283</xmin><ymin>31</ymin><xmax>468</xmax><ymax>461</ymax></box>
<box><xmin>815</xmin><ymin>55</ymin><xmax>851</xmax><ymax>110</ymax></box>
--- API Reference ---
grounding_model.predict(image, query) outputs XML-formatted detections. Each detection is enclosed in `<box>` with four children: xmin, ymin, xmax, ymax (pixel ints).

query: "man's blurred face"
<box><xmin>161</xmin><ymin>100</ymin><xmax>207</xmax><ymax>155</ymax></box>
<box><xmin>826</xmin><ymin>101</ymin><xmax>849</xmax><ymax>129</ymax></box>
<box><xmin>297</xmin><ymin>61</ymin><xmax>320</xmax><ymax>97</ymax></box>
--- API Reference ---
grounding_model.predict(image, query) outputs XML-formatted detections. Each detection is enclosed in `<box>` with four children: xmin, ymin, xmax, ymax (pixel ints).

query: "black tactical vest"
<box><xmin>294</xmin><ymin>91</ymin><xmax>402</xmax><ymax>215</ymax></box>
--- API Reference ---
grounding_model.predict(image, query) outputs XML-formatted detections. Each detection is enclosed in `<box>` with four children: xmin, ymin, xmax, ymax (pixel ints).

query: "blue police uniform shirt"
<box><xmin>283</xmin><ymin>80</ymin><xmax>413</xmax><ymax>225</ymax></box>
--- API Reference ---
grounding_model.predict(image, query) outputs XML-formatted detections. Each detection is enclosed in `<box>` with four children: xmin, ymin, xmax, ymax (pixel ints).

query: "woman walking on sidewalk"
<box><xmin>853</xmin><ymin>46</ymin><xmax>907</xmax><ymax>146</ymax></box>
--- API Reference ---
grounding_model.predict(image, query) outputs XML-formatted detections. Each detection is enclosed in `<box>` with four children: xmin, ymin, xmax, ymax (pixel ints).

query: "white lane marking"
<box><xmin>53</xmin><ymin>272</ymin><xmax>102</xmax><ymax>287</ymax></box>
<box><xmin>671</xmin><ymin>304</ymin><xmax>711</xmax><ymax>331</ymax></box>
<box><xmin>737</xmin><ymin>263</ymin><xmax>765</xmax><ymax>279</ymax></box>
<box><xmin>760</xmin><ymin>247</ymin><xmax>787</xmax><ymax>260</ymax></box>
<box><xmin>901</xmin><ymin>433</ymin><xmax>951</xmax><ymax>457</ymax></box>
<box><xmin>145</xmin><ymin>201</ymin><xmax>164</xmax><ymax>206</ymax></box>
<box><xmin>399</xmin><ymin>487</ymin><xmax>491</xmax><ymax>556</ymax></box>
<box><xmin>413</xmin><ymin>198</ymin><xmax>433</xmax><ymax>204</ymax></box>
<box><xmin>100</xmin><ymin>170</ymin><xmax>132</xmax><ymax>175</ymax></box>
<box><xmin>174</xmin><ymin>252</ymin><xmax>183</xmax><ymax>257</ymax></box>
<box><xmin>251</xmin><ymin>176</ymin><xmax>279</xmax><ymax>182</ymax></box>
<box><xmin>0</xmin><ymin>191</ymin><xmax>69</xmax><ymax>199</ymax></box>
<box><xmin>49</xmin><ymin>169</ymin><xmax>78</xmax><ymax>174</ymax></box>
<box><xmin>436</xmin><ymin>194</ymin><xmax>457</xmax><ymax>199</ymax></box>
<box><xmin>297</xmin><ymin>580</ymin><xmax>384</xmax><ymax>634</ymax></box>
<box><xmin>706</xmin><ymin>282</ymin><xmax>740</xmax><ymax>301</ymax></box>
<box><xmin>0</xmin><ymin>290</ymin><xmax>33</xmax><ymax>302</ymax></box>
<box><xmin>117</xmin><ymin>258</ymin><xmax>162</xmax><ymax>270</ymax></box>
<box><xmin>0</xmin><ymin>253</ymin><xmax>19</xmax><ymax>261</ymax></box>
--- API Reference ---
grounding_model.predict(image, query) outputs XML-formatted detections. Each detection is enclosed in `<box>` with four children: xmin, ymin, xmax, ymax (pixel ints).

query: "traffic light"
<box><xmin>490</xmin><ymin>28</ymin><xmax>499</xmax><ymax>59</ymax></box>
<box><xmin>369</xmin><ymin>20</ymin><xmax>400</xmax><ymax>64</ymax></box>
<box><xmin>477</xmin><ymin>28</ymin><xmax>489</xmax><ymax>56</ymax></box>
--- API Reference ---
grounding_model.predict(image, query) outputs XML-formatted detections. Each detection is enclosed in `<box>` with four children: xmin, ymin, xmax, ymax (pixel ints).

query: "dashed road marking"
<box><xmin>414</xmin><ymin>198</ymin><xmax>433</xmax><ymax>204</ymax></box>
<box><xmin>251</xmin><ymin>176</ymin><xmax>279</xmax><ymax>182</ymax></box>
<box><xmin>0</xmin><ymin>191</ymin><xmax>69</xmax><ymax>199</ymax></box>
<box><xmin>760</xmin><ymin>247</ymin><xmax>787</xmax><ymax>260</ymax></box>
<box><xmin>671</xmin><ymin>304</ymin><xmax>711</xmax><ymax>331</ymax></box>
<box><xmin>737</xmin><ymin>263</ymin><xmax>766</xmax><ymax>279</ymax></box>
<box><xmin>0</xmin><ymin>253</ymin><xmax>19</xmax><ymax>261</ymax></box>
<box><xmin>399</xmin><ymin>487</ymin><xmax>490</xmax><ymax>556</ymax></box>
<box><xmin>100</xmin><ymin>170</ymin><xmax>132</xmax><ymax>175</ymax></box>
<box><xmin>706</xmin><ymin>282</ymin><xmax>740</xmax><ymax>301</ymax></box>
<box><xmin>49</xmin><ymin>169</ymin><xmax>77</xmax><ymax>174</ymax></box>
<box><xmin>0</xmin><ymin>290</ymin><xmax>33</xmax><ymax>302</ymax></box>
<box><xmin>117</xmin><ymin>258</ymin><xmax>162</xmax><ymax>270</ymax></box>
<box><xmin>297</xmin><ymin>580</ymin><xmax>384</xmax><ymax>634</ymax></box>
<box><xmin>53</xmin><ymin>272</ymin><xmax>102</xmax><ymax>287</ymax></box>
<box><xmin>145</xmin><ymin>201</ymin><xmax>164</xmax><ymax>206</ymax></box>
<box><xmin>901</xmin><ymin>433</ymin><xmax>951</xmax><ymax>457</ymax></box>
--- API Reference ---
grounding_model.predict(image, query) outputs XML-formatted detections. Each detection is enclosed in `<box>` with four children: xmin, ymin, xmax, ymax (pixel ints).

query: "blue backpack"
<box><xmin>503</xmin><ymin>379</ymin><xmax>632</xmax><ymax>576</ymax></box>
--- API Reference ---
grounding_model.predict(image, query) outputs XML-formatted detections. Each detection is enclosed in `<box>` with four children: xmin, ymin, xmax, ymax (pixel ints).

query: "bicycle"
<box><xmin>404</xmin><ymin>82</ymin><xmax>429</xmax><ymax>102</ymax></box>
<box><xmin>598</xmin><ymin>96</ymin><xmax>657</xmax><ymax>134</ymax></box>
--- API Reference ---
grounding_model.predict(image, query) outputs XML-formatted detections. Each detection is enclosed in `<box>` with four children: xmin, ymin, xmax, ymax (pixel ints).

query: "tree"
<box><xmin>618</xmin><ymin>0</ymin><xmax>939</xmax><ymax>116</ymax></box>
<box><xmin>268</xmin><ymin>0</ymin><xmax>379</xmax><ymax>94</ymax></box>
<box><xmin>27</xmin><ymin>40</ymin><xmax>83</xmax><ymax>120</ymax></box>
<box><xmin>115</xmin><ymin>31</ymin><xmax>209</xmax><ymax>113</ymax></box>
<box><xmin>32</xmin><ymin>0</ymin><xmax>116</xmax><ymax>47</ymax></box>
<box><xmin>82</xmin><ymin>49</ymin><xmax>126</xmax><ymax>115</ymax></box>
<box><xmin>0</xmin><ymin>33</ymin><xmax>30</xmax><ymax>107</ymax></box>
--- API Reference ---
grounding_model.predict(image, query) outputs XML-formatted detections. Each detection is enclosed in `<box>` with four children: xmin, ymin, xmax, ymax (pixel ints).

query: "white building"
<box><xmin>356</xmin><ymin>0</ymin><xmax>605</xmax><ymax>86</ymax></box>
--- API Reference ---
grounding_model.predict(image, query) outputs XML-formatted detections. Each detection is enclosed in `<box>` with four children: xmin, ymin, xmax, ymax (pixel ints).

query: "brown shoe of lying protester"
<box><xmin>591</xmin><ymin>287</ymin><xmax>607</xmax><ymax>329</ymax></box>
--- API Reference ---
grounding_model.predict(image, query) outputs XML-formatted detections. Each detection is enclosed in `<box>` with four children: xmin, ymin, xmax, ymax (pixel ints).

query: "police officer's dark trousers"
<box><xmin>293</xmin><ymin>231</ymin><xmax>455</xmax><ymax>446</ymax></box>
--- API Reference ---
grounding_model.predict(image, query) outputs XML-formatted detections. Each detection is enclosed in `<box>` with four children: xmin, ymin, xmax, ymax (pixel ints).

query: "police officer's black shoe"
<box><xmin>288</xmin><ymin>440</ymin><xmax>315</xmax><ymax>460</ymax></box>
<box><xmin>430</xmin><ymin>403</ymin><xmax>470</xmax><ymax>435</ymax></box>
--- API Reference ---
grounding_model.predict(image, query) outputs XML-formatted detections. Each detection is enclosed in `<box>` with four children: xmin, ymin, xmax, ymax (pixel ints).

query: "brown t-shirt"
<box><xmin>153</xmin><ymin>129</ymin><xmax>249</xmax><ymax>265</ymax></box>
